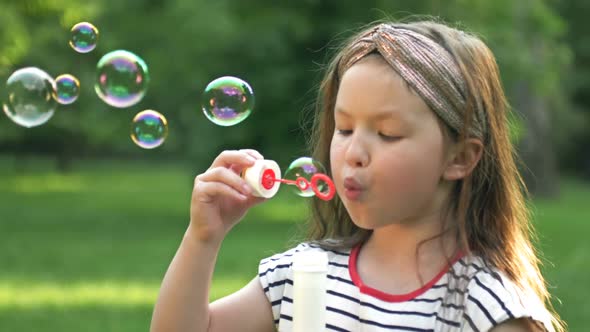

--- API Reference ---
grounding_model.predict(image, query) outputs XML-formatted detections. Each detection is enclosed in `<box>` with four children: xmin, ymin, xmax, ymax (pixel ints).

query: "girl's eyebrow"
<box><xmin>334</xmin><ymin>107</ymin><xmax>405</xmax><ymax>121</ymax></box>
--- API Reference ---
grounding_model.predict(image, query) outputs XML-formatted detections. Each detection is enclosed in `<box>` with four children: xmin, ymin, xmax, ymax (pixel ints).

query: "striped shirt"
<box><xmin>258</xmin><ymin>243</ymin><xmax>554</xmax><ymax>332</ymax></box>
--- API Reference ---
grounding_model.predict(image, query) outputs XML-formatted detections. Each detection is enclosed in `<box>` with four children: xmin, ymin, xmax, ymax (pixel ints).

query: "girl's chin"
<box><xmin>350</xmin><ymin>215</ymin><xmax>406</xmax><ymax>230</ymax></box>
<box><xmin>349</xmin><ymin>216</ymin><xmax>379</xmax><ymax>230</ymax></box>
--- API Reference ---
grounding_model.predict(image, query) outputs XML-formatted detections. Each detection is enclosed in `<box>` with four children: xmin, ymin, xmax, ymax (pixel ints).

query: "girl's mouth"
<box><xmin>343</xmin><ymin>177</ymin><xmax>364</xmax><ymax>200</ymax></box>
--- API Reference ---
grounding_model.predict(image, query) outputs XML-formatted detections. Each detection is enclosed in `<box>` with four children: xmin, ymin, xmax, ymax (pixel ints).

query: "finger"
<box><xmin>193</xmin><ymin>180</ymin><xmax>248</xmax><ymax>204</ymax></box>
<box><xmin>196</xmin><ymin>167</ymin><xmax>252</xmax><ymax>196</ymax></box>
<box><xmin>229</xmin><ymin>164</ymin><xmax>242</xmax><ymax>175</ymax></box>
<box><xmin>238</xmin><ymin>149</ymin><xmax>264</xmax><ymax>160</ymax></box>
<box><xmin>210</xmin><ymin>150</ymin><xmax>256</xmax><ymax>169</ymax></box>
<box><xmin>232</xmin><ymin>149</ymin><xmax>264</xmax><ymax>174</ymax></box>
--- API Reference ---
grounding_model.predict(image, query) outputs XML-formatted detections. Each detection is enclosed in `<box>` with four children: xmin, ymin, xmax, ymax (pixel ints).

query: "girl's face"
<box><xmin>330</xmin><ymin>56</ymin><xmax>454</xmax><ymax>230</ymax></box>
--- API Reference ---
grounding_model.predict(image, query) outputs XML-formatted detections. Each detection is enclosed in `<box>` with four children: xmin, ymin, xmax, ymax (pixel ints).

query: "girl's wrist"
<box><xmin>184</xmin><ymin>223</ymin><xmax>224</xmax><ymax>252</ymax></box>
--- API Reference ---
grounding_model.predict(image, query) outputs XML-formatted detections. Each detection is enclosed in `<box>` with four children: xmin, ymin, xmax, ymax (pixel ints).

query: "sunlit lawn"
<box><xmin>0</xmin><ymin>157</ymin><xmax>587</xmax><ymax>331</ymax></box>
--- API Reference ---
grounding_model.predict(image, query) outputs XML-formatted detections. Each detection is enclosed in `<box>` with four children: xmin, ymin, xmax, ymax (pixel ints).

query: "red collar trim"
<box><xmin>348</xmin><ymin>244</ymin><xmax>464</xmax><ymax>302</ymax></box>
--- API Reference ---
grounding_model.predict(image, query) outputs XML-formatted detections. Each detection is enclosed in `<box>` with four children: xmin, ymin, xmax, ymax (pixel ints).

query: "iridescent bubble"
<box><xmin>95</xmin><ymin>50</ymin><xmax>150</xmax><ymax>108</ymax></box>
<box><xmin>130</xmin><ymin>110</ymin><xmax>168</xmax><ymax>149</ymax></box>
<box><xmin>3</xmin><ymin>67</ymin><xmax>57</xmax><ymax>128</ymax></box>
<box><xmin>69</xmin><ymin>22</ymin><xmax>99</xmax><ymax>53</ymax></box>
<box><xmin>201</xmin><ymin>76</ymin><xmax>254</xmax><ymax>126</ymax></box>
<box><xmin>55</xmin><ymin>74</ymin><xmax>80</xmax><ymax>105</ymax></box>
<box><xmin>284</xmin><ymin>157</ymin><xmax>327</xmax><ymax>197</ymax></box>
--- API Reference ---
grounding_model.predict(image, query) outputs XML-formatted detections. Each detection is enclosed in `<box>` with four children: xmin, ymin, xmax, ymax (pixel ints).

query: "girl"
<box><xmin>150</xmin><ymin>20</ymin><xmax>565</xmax><ymax>332</ymax></box>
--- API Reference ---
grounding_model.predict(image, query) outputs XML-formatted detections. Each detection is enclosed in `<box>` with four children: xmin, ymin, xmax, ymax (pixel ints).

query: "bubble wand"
<box><xmin>242</xmin><ymin>159</ymin><xmax>335</xmax><ymax>201</ymax></box>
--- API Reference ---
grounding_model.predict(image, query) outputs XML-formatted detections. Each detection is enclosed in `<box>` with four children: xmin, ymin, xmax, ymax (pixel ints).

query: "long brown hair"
<box><xmin>306</xmin><ymin>20</ymin><xmax>565</xmax><ymax>331</ymax></box>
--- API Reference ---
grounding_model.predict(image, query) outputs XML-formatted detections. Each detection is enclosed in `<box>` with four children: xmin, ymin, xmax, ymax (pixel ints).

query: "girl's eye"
<box><xmin>336</xmin><ymin>129</ymin><xmax>352</xmax><ymax>136</ymax></box>
<box><xmin>379</xmin><ymin>133</ymin><xmax>401</xmax><ymax>142</ymax></box>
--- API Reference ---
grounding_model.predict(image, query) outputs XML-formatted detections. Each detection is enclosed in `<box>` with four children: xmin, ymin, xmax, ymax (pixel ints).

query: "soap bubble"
<box><xmin>95</xmin><ymin>50</ymin><xmax>150</xmax><ymax>108</ymax></box>
<box><xmin>55</xmin><ymin>74</ymin><xmax>80</xmax><ymax>105</ymax></box>
<box><xmin>3</xmin><ymin>67</ymin><xmax>57</xmax><ymax>128</ymax></box>
<box><xmin>69</xmin><ymin>22</ymin><xmax>99</xmax><ymax>53</ymax></box>
<box><xmin>284</xmin><ymin>157</ymin><xmax>327</xmax><ymax>197</ymax></box>
<box><xmin>201</xmin><ymin>76</ymin><xmax>254</xmax><ymax>126</ymax></box>
<box><xmin>130</xmin><ymin>110</ymin><xmax>168</xmax><ymax>149</ymax></box>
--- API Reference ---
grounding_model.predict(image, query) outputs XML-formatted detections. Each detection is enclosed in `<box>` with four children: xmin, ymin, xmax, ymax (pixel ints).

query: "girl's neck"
<box><xmin>356</xmin><ymin>214</ymin><xmax>458</xmax><ymax>294</ymax></box>
<box><xmin>364</xmin><ymin>211</ymin><xmax>457</xmax><ymax>263</ymax></box>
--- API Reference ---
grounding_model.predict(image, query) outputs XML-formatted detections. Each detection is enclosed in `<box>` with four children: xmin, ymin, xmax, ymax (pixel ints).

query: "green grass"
<box><xmin>0</xmin><ymin>158</ymin><xmax>587</xmax><ymax>331</ymax></box>
<box><xmin>0</xmin><ymin>158</ymin><xmax>306</xmax><ymax>331</ymax></box>
<box><xmin>532</xmin><ymin>178</ymin><xmax>590</xmax><ymax>331</ymax></box>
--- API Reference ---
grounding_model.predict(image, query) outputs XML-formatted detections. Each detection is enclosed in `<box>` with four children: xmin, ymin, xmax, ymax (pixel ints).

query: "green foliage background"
<box><xmin>0</xmin><ymin>0</ymin><xmax>587</xmax><ymax>175</ymax></box>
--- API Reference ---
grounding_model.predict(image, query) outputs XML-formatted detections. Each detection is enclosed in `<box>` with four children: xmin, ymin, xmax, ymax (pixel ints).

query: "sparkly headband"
<box><xmin>337</xmin><ymin>24</ymin><xmax>487</xmax><ymax>139</ymax></box>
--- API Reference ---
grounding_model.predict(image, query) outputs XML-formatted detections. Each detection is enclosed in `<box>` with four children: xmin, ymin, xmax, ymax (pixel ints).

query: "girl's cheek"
<box><xmin>330</xmin><ymin>143</ymin><xmax>345</xmax><ymax>164</ymax></box>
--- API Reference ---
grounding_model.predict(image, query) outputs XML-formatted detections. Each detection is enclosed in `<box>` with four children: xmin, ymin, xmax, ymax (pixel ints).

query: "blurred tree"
<box><xmin>0</xmin><ymin>0</ymin><xmax>102</xmax><ymax>171</ymax></box>
<box><xmin>0</xmin><ymin>0</ymin><xmax>579</xmax><ymax>199</ymax></box>
<box><xmin>556</xmin><ymin>0</ymin><xmax>590</xmax><ymax>179</ymax></box>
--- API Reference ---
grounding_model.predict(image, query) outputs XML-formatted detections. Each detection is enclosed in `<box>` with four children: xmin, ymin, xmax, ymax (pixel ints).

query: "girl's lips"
<box><xmin>343</xmin><ymin>177</ymin><xmax>364</xmax><ymax>200</ymax></box>
<box><xmin>344</xmin><ymin>187</ymin><xmax>363</xmax><ymax>200</ymax></box>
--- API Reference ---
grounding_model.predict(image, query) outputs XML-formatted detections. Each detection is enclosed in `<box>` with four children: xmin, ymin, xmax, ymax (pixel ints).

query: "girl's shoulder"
<box><xmin>259</xmin><ymin>241</ymin><xmax>351</xmax><ymax>272</ymax></box>
<box><xmin>452</xmin><ymin>255</ymin><xmax>555</xmax><ymax>332</ymax></box>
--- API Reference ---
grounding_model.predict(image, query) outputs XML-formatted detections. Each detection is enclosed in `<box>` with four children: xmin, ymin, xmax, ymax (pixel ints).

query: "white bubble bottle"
<box><xmin>242</xmin><ymin>159</ymin><xmax>282</xmax><ymax>198</ymax></box>
<box><xmin>292</xmin><ymin>250</ymin><xmax>328</xmax><ymax>332</ymax></box>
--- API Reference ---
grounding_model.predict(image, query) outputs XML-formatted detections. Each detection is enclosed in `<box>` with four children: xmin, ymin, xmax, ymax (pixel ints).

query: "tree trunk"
<box><xmin>510</xmin><ymin>1</ymin><xmax>561</xmax><ymax>199</ymax></box>
<box><xmin>513</xmin><ymin>80</ymin><xmax>560</xmax><ymax>198</ymax></box>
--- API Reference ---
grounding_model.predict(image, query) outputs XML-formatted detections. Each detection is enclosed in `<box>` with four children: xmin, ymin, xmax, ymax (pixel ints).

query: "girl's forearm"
<box><xmin>150</xmin><ymin>224</ymin><xmax>222</xmax><ymax>332</ymax></box>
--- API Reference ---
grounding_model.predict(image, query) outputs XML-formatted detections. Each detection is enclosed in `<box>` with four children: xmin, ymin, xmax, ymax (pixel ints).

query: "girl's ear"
<box><xmin>443</xmin><ymin>138</ymin><xmax>484</xmax><ymax>181</ymax></box>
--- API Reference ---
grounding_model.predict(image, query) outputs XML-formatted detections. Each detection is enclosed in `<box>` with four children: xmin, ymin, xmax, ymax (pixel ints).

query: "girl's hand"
<box><xmin>189</xmin><ymin>149</ymin><xmax>266</xmax><ymax>244</ymax></box>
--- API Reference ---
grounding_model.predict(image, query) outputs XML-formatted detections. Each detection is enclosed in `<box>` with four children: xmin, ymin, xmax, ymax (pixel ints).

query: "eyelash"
<box><xmin>336</xmin><ymin>130</ymin><xmax>400</xmax><ymax>142</ymax></box>
<box><xmin>379</xmin><ymin>133</ymin><xmax>400</xmax><ymax>141</ymax></box>
<box><xmin>337</xmin><ymin>129</ymin><xmax>352</xmax><ymax>136</ymax></box>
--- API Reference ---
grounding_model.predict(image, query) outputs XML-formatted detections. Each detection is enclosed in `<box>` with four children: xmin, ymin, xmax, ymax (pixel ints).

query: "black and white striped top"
<box><xmin>258</xmin><ymin>243</ymin><xmax>554</xmax><ymax>332</ymax></box>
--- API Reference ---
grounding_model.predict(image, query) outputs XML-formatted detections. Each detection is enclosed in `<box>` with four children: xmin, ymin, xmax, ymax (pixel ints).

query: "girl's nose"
<box><xmin>344</xmin><ymin>132</ymin><xmax>369</xmax><ymax>168</ymax></box>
